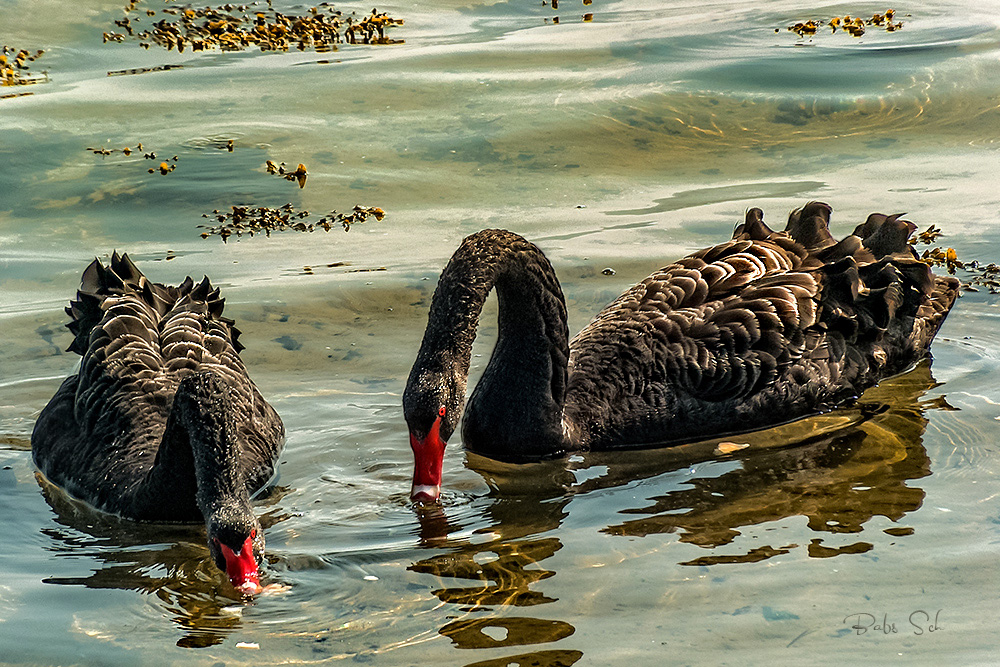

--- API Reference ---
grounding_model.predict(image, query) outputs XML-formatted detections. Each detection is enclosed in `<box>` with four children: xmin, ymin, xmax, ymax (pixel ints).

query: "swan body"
<box><xmin>32</xmin><ymin>253</ymin><xmax>284</xmax><ymax>595</ymax></box>
<box><xmin>403</xmin><ymin>202</ymin><xmax>960</xmax><ymax>501</ymax></box>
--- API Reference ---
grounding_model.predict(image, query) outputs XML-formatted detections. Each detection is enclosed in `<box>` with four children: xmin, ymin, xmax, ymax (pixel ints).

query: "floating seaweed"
<box><xmin>104</xmin><ymin>2</ymin><xmax>404</xmax><ymax>54</ymax></box>
<box><xmin>87</xmin><ymin>143</ymin><xmax>135</xmax><ymax>156</ymax></box>
<box><xmin>86</xmin><ymin>142</ymin><xmax>180</xmax><ymax>174</ymax></box>
<box><xmin>912</xmin><ymin>224</ymin><xmax>943</xmax><ymax>246</ymax></box>
<box><xmin>86</xmin><ymin>141</ymin><xmax>153</xmax><ymax>156</ymax></box>
<box><xmin>542</xmin><ymin>0</ymin><xmax>596</xmax><ymax>24</ymax></box>
<box><xmin>1</xmin><ymin>46</ymin><xmax>48</xmax><ymax>87</ymax></box>
<box><xmin>346</xmin><ymin>8</ymin><xmax>405</xmax><ymax>44</ymax></box>
<box><xmin>149</xmin><ymin>161</ymin><xmax>176</xmax><ymax>175</ymax></box>
<box><xmin>911</xmin><ymin>224</ymin><xmax>1000</xmax><ymax>293</ymax></box>
<box><xmin>198</xmin><ymin>202</ymin><xmax>385</xmax><ymax>242</ymax></box>
<box><xmin>782</xmin><ymin>9</ymin><xmax>904</xmax><ymax>38</ymax></box>
<box><xmin>912</xmin><ymin>224</ymin><xmax>962</xmax><ymax>274</ymax></box>
<box><xmin>265</xmin><ymin>160</ymin><xmax>308</xmax><ymax>188</ymax></box>
<box><xmin>919</xmin><ymin>246</ymin><xmax>963</xmax><ymax>275</ymax></box>
<box><xmin>961</xmin><ymin>262</ymin><xmax>1000</xmax><ymax>294</ymax></box>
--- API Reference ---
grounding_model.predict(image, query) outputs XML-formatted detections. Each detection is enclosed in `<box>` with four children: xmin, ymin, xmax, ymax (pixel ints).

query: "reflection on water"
<box><xmin>464</xmin><ymin>649</ymin><xmax>584</xmax><ymax>667</ymax></box>
<box><xmin>35</xmin><ymin>475</ymin><xmax>293</xmax><ymax>648</ymax></box>
<box><xmin>411</xmin><ymin>532</ymin><xmax>576</xmax><ymax>666</ymax></box>
<box><xmin>440</xmin><ymin>616</ymin><xmax>575</xmax><ymax>650</ymax></box>
<box><xmin>410</xmin><ymin>362</ymin><xmax>943</xmax><ymax>661</ymax></box>
<box><xmin>604</xmin><ymin>362</ymin><xmax>939</xmax><ymax>564</ymax></box>
<box><xmin>412</xmin><ymin>537</ymin><xmax>561</xmax><ymax>608</ymax></box>
<box><xmin>412</xmin><ymin>499</ymin><xmax>573</xmax><ymax>663</ymax></box>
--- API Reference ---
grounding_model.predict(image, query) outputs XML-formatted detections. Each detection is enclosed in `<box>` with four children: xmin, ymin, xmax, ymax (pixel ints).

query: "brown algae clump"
<box><xmin>784</xmin><ymin>9</ymin><xmax>904</xmax><ymax>38</ymax></box>
<box><xmin>1</xmin><ymin>46</ymin><xmax>48</xmax><ymax>87</ymax></box>
<box><xmin>199</xmin><ymin>203</ymin><xmax>385</xmax><ymax>242</ymax></box>
<box><xmin>543</xmin><ymin>0</ymin><xmax>598</xmax><ymax>25</ymax></box>
<box><xmin>86</xmin><ymin>141</ymin><xmax>149</xmax><ymax>156</ymax></box>
<box><xmin>265</xmin><ymin>161</ymin><xmax>308</xmax><ymax>188</ymax></box>
<box><xmin>87</xmin><ymin>143</ymin><xmax>179</xmax><ymax>174</ymax></box>
<box><xmin>149</xmin><ymin>161</ymin><xmax>176</xmax><ymax>175</ymax></box>
<box><xmin>345</xmin><ymin>9</ymin><xmax>405</xmax><ymax>44</ymax></box>
<box><xmin>910</xmin><ymin>224</ymin><xmax>1000</xmax><ymax>293</ymax></box>
<box><xmin>102</xmin><ymin>3</ymin><xmax>404</xmax><ymax>53</ymax></box>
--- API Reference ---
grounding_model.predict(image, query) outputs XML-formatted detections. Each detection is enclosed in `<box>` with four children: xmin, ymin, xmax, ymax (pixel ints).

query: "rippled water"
<box><xmin>3</xmin><ymin>0</ymin><xmax>1000</xmax><ymax>663</ymax></box>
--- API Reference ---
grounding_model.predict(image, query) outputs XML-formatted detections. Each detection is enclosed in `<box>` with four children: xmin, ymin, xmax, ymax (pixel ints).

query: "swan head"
<box><xmin>403</xmin><ymin>369</ymin><xmax>464</xmax><ymax>503</ymax></box>
<box><xmin>208</xmin><ymin>512</ymin><xmax>264</xmax><ymax>596</ymax></box>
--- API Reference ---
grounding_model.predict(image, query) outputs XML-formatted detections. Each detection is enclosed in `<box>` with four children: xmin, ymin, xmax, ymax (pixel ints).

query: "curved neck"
<box><xmin>407</xmin><ymin>230</ymin><xmax>572</xmax><ymax>458</ymax></box>
<box><xmin>144</xmin><ymin>372</ymin><xmax>252</xmax><ymax>523</ymax></box>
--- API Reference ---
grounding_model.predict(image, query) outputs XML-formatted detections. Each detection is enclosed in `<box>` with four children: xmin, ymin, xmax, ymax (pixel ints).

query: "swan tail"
<box><xmin>734</xmin><ymin>208</ymin><xmax>777</xmax><ymax>241</ymax></box>
<box><xmin>65</xmin><ymin>253</ymin><xmax>244</xmax><ymax>355</ymax></box>
<box><xmin>784</xmin><ymin>201</ymin><xmax>837</xmax><ymax>251</ymax></box>
<box><xmin>657</xmin><ymin>203</ymin><xmax>957</xmax><ymax>404</ymax></box>
<box><xmin>810</xmin><ymin>206</ymin><xmax>957</xmax><ymax>367</ymax></box>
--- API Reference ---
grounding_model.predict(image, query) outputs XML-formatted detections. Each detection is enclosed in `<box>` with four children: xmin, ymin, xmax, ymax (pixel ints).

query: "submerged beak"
<box><xmin>220</xmin><ymin>536</ymin><xmax>262</xmax><ymax>596</ymax></box>
<box><xmin>410</xmin><ymin>415</ymin><xmax>446</xmax><ymax>503</ymax></box>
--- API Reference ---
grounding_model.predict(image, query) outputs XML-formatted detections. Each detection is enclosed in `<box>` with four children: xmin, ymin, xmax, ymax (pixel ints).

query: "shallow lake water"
<box><xmin>2</xmin><ymin>0</ymin><xmax>1000</xmax><ymax>664</ymax></box>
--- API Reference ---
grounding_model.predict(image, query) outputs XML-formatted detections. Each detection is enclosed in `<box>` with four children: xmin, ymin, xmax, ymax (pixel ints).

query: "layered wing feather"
<box><xmin>566</xmin><ymin>202</ymin><xmax>958</xmax><ymax>448</ymax></box>
<box><xmin>33</xmin><ymin>253</ymin><xmax>283</xmax><ymax>516</ymax></box>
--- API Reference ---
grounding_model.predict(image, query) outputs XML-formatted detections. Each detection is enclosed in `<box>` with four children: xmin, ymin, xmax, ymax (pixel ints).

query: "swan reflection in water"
<box><xmin>34</xmin><ymin>478</ymin><xmax>291</xmax><ymax>648</ymax></box>
<box><xmin>410</xmin><ymin>360</ymin><xmax>946</xmax><ymax>665</ymax></box>
<box><xmin>600</xmin><ymin>361</ymin><xmax>942</xmax><ymax>562</ymax></box>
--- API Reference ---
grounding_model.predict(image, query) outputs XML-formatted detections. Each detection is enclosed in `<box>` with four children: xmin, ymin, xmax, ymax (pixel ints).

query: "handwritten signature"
<box><xmin>843</xmin><ymin>610</ymin><xmax>942</xmax><ymax>636</ymax></box>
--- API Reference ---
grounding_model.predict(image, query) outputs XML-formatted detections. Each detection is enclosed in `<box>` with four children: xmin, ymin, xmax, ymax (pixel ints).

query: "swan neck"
<box><xmin>165</xmin><ymin>371</ymin><xmax>250</xmax><ymax>518</ymax></box>
<box><xmin>405</xmin><ymin>230</ymin><xmax>571</xmax><ymax>456</ymax></box>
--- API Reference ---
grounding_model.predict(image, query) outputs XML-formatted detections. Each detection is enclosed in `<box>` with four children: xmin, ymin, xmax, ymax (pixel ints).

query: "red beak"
<box><xmin>220</xmin><ymin>536</ymin><xmax>262</xmax><ymax>596</ymax></box>
<box><xmin>410</xmin><ymin>415</ymin><xmax>446</xmax><ymax>502</ymax></box>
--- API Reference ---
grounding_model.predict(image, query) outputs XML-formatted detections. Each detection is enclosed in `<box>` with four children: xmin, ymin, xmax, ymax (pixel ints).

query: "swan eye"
<box><xmin>438</xmin><ymin>405</ymin><xmax>447</xmax><ymax>417</ymax></box>
<box><xmin>251</xmin><ymin>528</ymin><xmax>257</xmax><ymax>540</ymax></box>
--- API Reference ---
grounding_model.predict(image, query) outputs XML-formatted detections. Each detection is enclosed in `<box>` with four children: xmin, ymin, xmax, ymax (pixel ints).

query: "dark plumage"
<box><xmin>32</xmin><ymin>253</ymin><xmax>285</xmax><ymax>595</ymax></box>
<box><xmin>403</xmin><ymin>202</ymin><xmax>960</xmax><ymax>501</ymax></box>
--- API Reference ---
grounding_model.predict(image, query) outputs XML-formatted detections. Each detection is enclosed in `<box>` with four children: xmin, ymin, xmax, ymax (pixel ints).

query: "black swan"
<box><xmin>32</xmin><ymin>253</ymin><xmax>285</xmax><ymax>595</ymax></box>
<box><xmin>403</xmin><ymin>202</ymin><xmax>960</xmax><ymax>502</ymax></box>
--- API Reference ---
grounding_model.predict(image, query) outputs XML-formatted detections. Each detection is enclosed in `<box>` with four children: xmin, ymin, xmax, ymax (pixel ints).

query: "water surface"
<box><xmin>3</xmin><ymin>0</ymin><xmax>1000</xmax><ymax>664</ymax></box>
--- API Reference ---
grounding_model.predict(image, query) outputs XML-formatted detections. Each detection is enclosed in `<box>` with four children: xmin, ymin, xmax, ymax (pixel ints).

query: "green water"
<box><xmin>2</xmin><ymin>0</ymin><xmax>1000</xmax><ymax>664</ymax></box>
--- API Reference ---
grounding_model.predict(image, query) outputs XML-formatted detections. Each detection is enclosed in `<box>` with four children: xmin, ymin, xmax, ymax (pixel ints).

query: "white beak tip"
<box><xmin>411</xmin><ymin>484</ymin><xmax>441</xmax><ymax>503</ymax></box>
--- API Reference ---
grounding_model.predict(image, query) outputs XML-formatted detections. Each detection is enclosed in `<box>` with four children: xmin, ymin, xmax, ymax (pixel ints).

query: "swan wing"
<box><xmin>566</xmin><ymin>203</ymin><xmax>954</xmax><ymax>446</ymax></box>
<box><xmin>33</xmin><ymin>254</ymin><xmax>284</xmax><ymax>514</ymax></box>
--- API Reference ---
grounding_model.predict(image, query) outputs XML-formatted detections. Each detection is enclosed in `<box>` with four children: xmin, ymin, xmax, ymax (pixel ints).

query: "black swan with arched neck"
<box><xmin>403</xmin><ymin>202</ymin><xmax>959</xmax><ymax>501</ymax></box>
